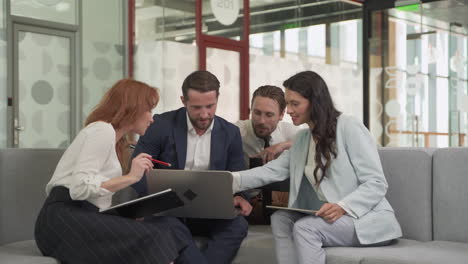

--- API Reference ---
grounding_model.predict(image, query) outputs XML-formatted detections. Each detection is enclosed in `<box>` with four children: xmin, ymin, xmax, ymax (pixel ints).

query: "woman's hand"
<box><xmin>128</xmin><ymin>153</ymin><xmax>154</xmax><ymax>182</ymax></box>
<box><xmin>253</xmin><ymin>142</ymin><xmax>291</xmax><ymax>164</ymax></box>
<box><xmin>315</xmin><ymin>203</ymin><xmax>346</xmax><ymax>223</ymax></box>
<box><xmin>101</xmin><ymin>153</ymin><xmax>153</xmax><ymax>192</ymax></box>
<box><xmin>255</xmin><ymin>145</ymin><xmax>282</xmax><ymax>164</ymax></box>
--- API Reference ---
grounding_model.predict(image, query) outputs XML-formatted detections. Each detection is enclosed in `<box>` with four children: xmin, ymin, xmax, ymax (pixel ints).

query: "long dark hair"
<box><xmin>283</xmin><ymin>71</ymin><xmax>341</xmax><ymax>185</ymax></box>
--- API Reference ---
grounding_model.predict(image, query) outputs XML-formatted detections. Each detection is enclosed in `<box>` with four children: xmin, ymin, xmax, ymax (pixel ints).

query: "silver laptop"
<box><xmin>147</xmin><ymin>169</ymin><xmax>239</xmax><ymax>219</ymax></box>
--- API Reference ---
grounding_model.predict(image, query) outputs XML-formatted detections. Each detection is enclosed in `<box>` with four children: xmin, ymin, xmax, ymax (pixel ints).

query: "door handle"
<box><xmin>14</xmin><ymin>126</ymin><xmax>24</xmax><ymax>131</ymax></box>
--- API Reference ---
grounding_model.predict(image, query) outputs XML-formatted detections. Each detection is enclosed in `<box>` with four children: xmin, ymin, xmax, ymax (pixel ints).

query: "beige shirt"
<box><xmin>235</xmin><ymin>119</ymin><xmax>299</xmax><ymax>167</ymax></box>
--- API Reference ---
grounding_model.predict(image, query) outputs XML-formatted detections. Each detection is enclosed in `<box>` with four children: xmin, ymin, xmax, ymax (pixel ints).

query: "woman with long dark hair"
<box><xmin>34</xmin><ymin>79</ymin><xmax>202</xmax><ymax>264</ymax></box>
<box><xmin>233</xmin><ymin>71</ymin><xmax>402</xmax><ymax>264</ymax></box>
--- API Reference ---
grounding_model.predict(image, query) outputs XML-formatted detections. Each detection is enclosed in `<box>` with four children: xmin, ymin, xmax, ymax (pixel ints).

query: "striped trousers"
<box><xmin>35</xmin><ymin>186</ymin><xmax>192</xmax><ymax>264</ymax></box>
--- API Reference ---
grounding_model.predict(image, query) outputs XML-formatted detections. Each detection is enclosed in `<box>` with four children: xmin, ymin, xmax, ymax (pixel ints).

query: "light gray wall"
<box><xmin>0</xmin><ymin>0</ymin><xmax>6</xmax><ymax>148</ymax></box>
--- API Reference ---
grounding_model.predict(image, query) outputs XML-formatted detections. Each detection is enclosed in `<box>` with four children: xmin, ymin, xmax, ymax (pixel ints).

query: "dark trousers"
<box><xmin>146</xmin><ymin>215</ymin><xmax>248</xmax><ymax>264</ymax></box>
<box><xmin>183</xmin><ymin>216</ymin><xmax>248</xmax><ymax>264</ymax></box>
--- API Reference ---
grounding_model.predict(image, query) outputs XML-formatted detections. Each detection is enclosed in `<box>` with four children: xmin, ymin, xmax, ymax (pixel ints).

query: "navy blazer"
<box><xmin>132</xmin><ymin>107</ymin><xmax>245</xmax><ymax>196</ymax></box>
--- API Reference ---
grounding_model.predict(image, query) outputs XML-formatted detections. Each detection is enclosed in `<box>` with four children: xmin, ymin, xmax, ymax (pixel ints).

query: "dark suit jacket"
<box><xmin>132</xmin><ymin>107</ymin><xmax>246</xmax><ymax>196</ymax></box>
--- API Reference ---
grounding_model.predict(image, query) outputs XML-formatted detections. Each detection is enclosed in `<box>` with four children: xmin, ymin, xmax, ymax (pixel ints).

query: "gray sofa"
<box><xmin>1</xmin><ymin>147</ymin><xmax>468</xmax><ymax>263</ymax></box>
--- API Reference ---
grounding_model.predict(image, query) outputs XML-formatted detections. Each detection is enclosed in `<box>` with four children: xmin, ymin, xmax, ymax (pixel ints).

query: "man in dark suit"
<box><xmin>132</xmin><ymin>70</ymin><xmax>252</xmax><ymax>264</ymax></box>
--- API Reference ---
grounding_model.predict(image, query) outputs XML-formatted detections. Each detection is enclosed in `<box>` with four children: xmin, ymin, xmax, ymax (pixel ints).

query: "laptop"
<box><xmin>146</xmin><ymin>169</ymin><xmax>239</xmax><ymax>219</ymax></box>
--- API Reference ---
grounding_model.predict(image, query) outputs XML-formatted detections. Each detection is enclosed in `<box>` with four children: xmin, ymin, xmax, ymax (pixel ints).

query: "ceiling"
<box><xmin>137</xmin><ymin>0</ymin><xmax>363</xmax><ymax>41</ymax></box>
<box><xmin>420</xmin><ymin>0</ymin><xmax>468</xmax><ymax>29</ymax></box>
<box><xmin>388</xmin><ymin>0</ymin><xmax>468</xmax><ymax>34</ymax></box>
<box><xmin>135</xmin><ymin>0</ymin><xmax>467</xmax><ymax>42</ymax></box>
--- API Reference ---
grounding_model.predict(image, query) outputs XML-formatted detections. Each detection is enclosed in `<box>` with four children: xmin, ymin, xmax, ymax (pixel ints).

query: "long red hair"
<box><xmin>85</xmin><ymin>79</ymin><xmax>159</xmax><ymax>172</ymax></box>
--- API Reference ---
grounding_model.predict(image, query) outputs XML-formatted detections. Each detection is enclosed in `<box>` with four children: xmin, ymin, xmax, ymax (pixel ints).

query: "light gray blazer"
<box><xmin>238</xmin><ymin>114</ymin><xmax>402</xmax><ymax>244</ymax></box>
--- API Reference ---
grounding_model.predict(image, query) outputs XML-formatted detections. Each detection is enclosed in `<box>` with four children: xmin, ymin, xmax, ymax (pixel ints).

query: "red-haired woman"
<box><xmin>34</xmin><ymin>79</ymin><xmax>201</xmax><ymax>264</ymax></box>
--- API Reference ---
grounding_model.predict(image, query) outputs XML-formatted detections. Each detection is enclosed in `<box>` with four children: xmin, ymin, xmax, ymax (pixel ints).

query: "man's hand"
<box><xmin>233</xmin><ymin>196</ymin><xmax>253</xmax><ymax>216</ymax></box>
<box><xmin>315</xmin><ymin>203</ymin><xmax>346</xmax><ymax>223</ymax></box>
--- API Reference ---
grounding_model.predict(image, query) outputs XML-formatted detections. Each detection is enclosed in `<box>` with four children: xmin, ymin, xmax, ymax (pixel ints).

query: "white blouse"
<box><xmin>46</xmin><ymin>121</ymin><xmax>122</xmax><ymax>209</ymax></box>
<box><xmin>304</xmin><ymin>139</ymin><xmax>327</xmax><ymax>201</ymax></box>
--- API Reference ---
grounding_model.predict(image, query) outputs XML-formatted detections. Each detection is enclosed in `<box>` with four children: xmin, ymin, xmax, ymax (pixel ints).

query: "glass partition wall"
<box><xmin>248</xmin><ymin>0</ymin><xmax>363</xmax><ymax>123</ymax></box>
<box><xmin>134</xmin><ymin>0</ymin><xmax>364</xmax><ymax>123</ymax></box>
<box><xmin>368</xmin><ymin>0</ymin><xmax>468</xmax><ymax>147</ymax></box>
<box><xmin>134</xmin><ymin>0</ymin><xmax>197</xmax><ymax>115</ymax></box>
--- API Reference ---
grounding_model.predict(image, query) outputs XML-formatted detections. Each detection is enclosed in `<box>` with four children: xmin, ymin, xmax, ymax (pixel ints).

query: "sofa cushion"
<box><xmin>377</xmin><ymin>148</ymin><xmax>434</xmax><ymax>242</ymax></box>
<box><xmin>359</xmin><ymin>240</ymin><xmax>468</xmax><ymax>264</ymax></box>
<box><xmin>0</xmin><ymin>240</ymin><xmax>59</xmax><ymax>264</ymax></box>
<box><xmin>325</xmin><ymin>239</ymin><xmax>423</xmax><ymax>264</ymax></box>
<box><xmin>433</xmin><ymin>147</ymin><xmax>468</xmax><ymax>243</ymax></box>
<box><xmin>0</xmin><ymin>149</ymin><xmax>64</xmax><ymax>245</ymax></box>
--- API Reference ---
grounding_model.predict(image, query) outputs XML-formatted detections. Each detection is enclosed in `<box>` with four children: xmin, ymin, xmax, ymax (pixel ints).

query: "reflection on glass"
<box><xmin>135</xmin><ymin>0</ymin><xmax>196</xmax><ymax>43</ymax></box>
<box><xmin>11</xmin><ymin>0</ymin><xmax>77</xmax><ymax>25</ymax></box>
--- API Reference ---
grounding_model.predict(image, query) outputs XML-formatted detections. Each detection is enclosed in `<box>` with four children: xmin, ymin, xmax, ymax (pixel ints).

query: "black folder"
<box><xmin>100</xmin><ymin>189</ymin><xmax>184</xmax><ymax>218</ymax></box>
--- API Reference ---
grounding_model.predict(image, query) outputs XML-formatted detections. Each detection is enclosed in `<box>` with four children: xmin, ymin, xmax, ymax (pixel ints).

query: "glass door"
<box><xmin>368</xmin><ymin>0</ymin><xmax>467</xmax><ymax>147</ymax></box>
<box><xmin>11</xmin><ymin>23</ymin><xmax>76</xmax><ymax>148</ymax></box>
<box><xmin>448</xmin><ymin>22</ymin><xmax>468</xmax><ymax>147</ymax></box>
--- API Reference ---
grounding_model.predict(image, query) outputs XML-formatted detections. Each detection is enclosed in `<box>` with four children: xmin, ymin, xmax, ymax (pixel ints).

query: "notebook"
<box><xmin>100</xmin><ymin>188</ymin><xmax>184</xmax><ymax>218</ymax></box>
<box><xmin>266</xmin><ymin>205</ymin><xmax>318</xmax><ymax>214</ymax></box>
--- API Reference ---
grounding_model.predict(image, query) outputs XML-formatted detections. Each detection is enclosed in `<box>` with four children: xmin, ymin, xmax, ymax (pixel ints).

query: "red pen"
<box><xmin>147</xmin><ymin>157</ymin><xmax>172</xmax><ymax>167</ymax></box>
<box><xmin>129</xmin><ymin>145</ymin><xmax>171</xmax><ymax>167</ymax></box>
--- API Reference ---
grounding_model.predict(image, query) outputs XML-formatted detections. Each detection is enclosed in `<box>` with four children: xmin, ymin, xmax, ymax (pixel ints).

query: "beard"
<box><xmin>189</xmin><ymin>115</ymin><xmax>213</xmax><ymax>131</ymax></box>
<box><xmin>253</xmin><ymin>123</ymin><xmax>273</xmax><ymax>138</ymax></box>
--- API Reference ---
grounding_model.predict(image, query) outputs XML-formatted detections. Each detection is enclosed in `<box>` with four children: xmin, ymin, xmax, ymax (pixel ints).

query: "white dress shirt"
<box><xmin>184</xmin><ymin>112</ymin><xmax>214</xmax><ymax>170</ymax></box>
<box><xmin>235</xmin><ymin>119</ymin><xmax>299</xmax><ymax>167</ymax></box>
<box><xmin>46</xmin><ymin>122</ymin><xmax>121</xmax><ymax>209</ymax></box>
